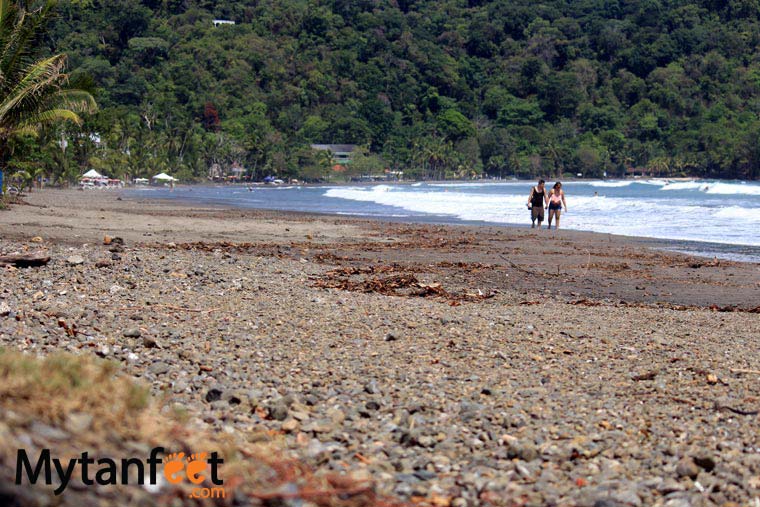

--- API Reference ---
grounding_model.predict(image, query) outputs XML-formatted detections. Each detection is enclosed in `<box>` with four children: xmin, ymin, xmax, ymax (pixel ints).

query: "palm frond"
<box><xmin>0</xmin><ymin>0</ymin><xmax>13</xmax><ymax>38</ymax></box>
<box><xmin>53</xmin><ymin>88</ymin><xmax>97</xmax><ymax>115</ymax></box>
<box><xmin>0</xmin><ymin>1</ymin><xmax>58</xmax><ymax>94</ymax></box>
<box><xmin>0</xmin><ymin>0</ymin><xmax>94</xmax><ymax>145</ymax></box>
<box><xmin>11</xmin><ymin>123</ymin><xmax>38</xmax><ymax>136</ymax></box>
<box><xmin>16</xmin><ymin>108</ymin><xmax>82</xmax><ymax>131</ymax></box>
<box><xmin>0</xmin><ymin>53</ymin><xmax>67</xmax><ymax>121</ymax></box>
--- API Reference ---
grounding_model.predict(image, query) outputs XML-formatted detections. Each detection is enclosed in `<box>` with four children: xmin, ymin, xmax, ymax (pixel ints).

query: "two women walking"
<box><xmin>527</xmin><ymin>179</ymin><xmax>567</xmax><ymax>229</ymax></box>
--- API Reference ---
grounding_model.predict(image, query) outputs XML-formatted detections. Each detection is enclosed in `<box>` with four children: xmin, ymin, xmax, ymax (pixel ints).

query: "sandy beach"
<box><xmin>1</xmin><ymin>188</ymin><xmax>759</xmax><ymax>506</ymax></box>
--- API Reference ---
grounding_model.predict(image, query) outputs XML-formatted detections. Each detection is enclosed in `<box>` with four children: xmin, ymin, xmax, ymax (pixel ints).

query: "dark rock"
<box><xmin>592</xmin><ymin>501</ymin><xmax>628</xmax><ymax>507</ymax></box>
<box><xmin>693</xmin><ymin>455</ymin><xmax>716</xmax><ymax>472</ymax></box>
<box><xmin>413</xmin><ymin>470</ymin><xmax>437</xmax><ymax>481</ymax></box>
<box><xmin>205</xmin><ymin>388</ymin><xmax>223</xmax><ymax>403</ymax></box>
<box><xmin>385</xmin><ymin>332</ymin><xmax>399</xmax><ymax>341</ymax></box>
<box><xmin>142</xmin><ymin>336</ymin><xmax>158</xmax><ymax>348</ymax></box>
<box><xmin>270</xmin><ymin>403</ymin><xmax>289</xmax><ymax>421</ymax></box>
<box><xmin>223</xmin><ymin>391</ymin><xmax>242</xmax><ymax>405</ymax></box>
<box><xmin>399</xmin><ymin>429</ymin><xmax>420</xmax><ymax>447</ymax></box>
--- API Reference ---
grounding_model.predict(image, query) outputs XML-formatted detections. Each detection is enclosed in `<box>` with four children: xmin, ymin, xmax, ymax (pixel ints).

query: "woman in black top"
<box><xmin>527</xmin><ymin>179</ymin><xmax>547</xmax><ymax>228</ymax></box>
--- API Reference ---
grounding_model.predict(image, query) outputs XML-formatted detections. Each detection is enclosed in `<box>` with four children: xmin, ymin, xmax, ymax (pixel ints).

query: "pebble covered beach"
<box><xmin>1</xmin><ymin>188</ymin><xmax>759</xmax><ymax>506</ymax></box>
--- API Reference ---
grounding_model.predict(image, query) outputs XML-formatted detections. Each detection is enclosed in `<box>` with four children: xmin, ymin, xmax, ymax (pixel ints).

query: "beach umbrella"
<box><xmin>152</xmin><ymin>172</ymin><xmax>176</xmax><ymax>181</ymax></box>
<box><xmin>82</xmin><ymin>169</ymin><xmax>104</xmax><ymax>178</ymax></box>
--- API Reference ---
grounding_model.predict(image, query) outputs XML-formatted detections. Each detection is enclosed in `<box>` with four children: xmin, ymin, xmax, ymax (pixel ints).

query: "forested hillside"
<box><xmin>13</xmin><ymin>0</ymin><xmax>760</xmax><ymax>182</ymax></box>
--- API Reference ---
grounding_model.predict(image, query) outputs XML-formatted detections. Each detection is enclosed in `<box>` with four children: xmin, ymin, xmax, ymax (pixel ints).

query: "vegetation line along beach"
<box><xmin>2</xmin><ymin>0</ymin><xmax>760</xmax><ymax>189</ymax></box>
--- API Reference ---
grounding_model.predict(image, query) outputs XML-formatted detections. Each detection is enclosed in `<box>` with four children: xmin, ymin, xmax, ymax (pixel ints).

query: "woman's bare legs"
<box><xmin>547</xmin><ymin>209</ymin><xmax>562</xmax><ymax>229</ymax></box>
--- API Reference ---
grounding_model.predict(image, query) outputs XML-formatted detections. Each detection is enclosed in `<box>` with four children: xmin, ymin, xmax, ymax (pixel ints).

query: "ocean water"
<box><xmin>132</xmin><ymin>179</ymin><xmax>760</xmax><ymax>262</ymax></box>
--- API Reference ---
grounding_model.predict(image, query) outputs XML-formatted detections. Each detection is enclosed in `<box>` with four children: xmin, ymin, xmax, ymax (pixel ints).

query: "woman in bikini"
<box><xmin>547</xmin><ymin>182</ymin><xmax>567</xmax><ymax>229</ymax></box>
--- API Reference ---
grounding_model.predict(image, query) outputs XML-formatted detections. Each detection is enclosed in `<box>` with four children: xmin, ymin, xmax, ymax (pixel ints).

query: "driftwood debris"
<box><xmin>0</xmin><ymin>252</ymin><xmax>51</xmax><ymax>267</ymax></box>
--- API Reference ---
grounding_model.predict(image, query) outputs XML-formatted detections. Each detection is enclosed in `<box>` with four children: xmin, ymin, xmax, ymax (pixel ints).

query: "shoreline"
<box><xmin>2</xmin><ymin>187</ymin><xmax>760</xmax><ymax>506</ymax></box>
<box><xmin>125</xmin><ymin>183</ymin><xmax>760</xmax><ymax>263</ymax></box>
<box><xmin>2</xmin><ymin>188</ymin><xmax>758</xmax><ymax>309</ymax></box>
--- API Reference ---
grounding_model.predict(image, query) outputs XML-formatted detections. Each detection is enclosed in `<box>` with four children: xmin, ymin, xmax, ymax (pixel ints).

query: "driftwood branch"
<box><xmin>0</xmin><ymin>253</ymin><xmax>50</xmax><ymax>267</ymax></box>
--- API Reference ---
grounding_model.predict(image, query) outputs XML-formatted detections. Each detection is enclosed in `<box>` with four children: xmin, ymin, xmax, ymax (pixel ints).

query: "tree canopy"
<box><xmin>13</xmin><ymin>0</ymin><xmax>760</xmax><ymax>183</ymax></box>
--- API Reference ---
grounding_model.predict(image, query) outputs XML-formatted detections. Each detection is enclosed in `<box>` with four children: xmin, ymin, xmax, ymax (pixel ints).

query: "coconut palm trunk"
<box><xmin>0</xmin><ymin>0</ymin><xmax>96</xmax><ymax>194</ymax></box>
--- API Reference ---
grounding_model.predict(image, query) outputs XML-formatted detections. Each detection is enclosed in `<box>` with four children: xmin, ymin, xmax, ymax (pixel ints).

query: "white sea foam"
<box><xmin>335</xmin><ymin>211</ymin><xmax>410</xmax><ymax>217</ymax></box>
<box><xmin>324</xmin><ymin>184</ymin><xmax>760</xmax><ymax>247</ymax></box>
<box><xmin>325</xmin><ymin>187</ymin><xmax>526</xmax><ymax>223</ymax></box>
<box><xmin>427</xmin><ymin>181</ymin><xmax>521</xmax><ymax>188</ymax></box>
<box><xmin>713</xmin><ymin>206</ymin><xmax>760</xmax><ymax>222</ymax></box>
<box><xmin>660</xmin><ymin>181</ymin><xmax>706</xmax><ymax>191</ymax></box>
<box><xmin>659</xmin><ymin>180</ymin><xmax>760</xmax><ymax>195</ymax></box>
<box><xmin>704</xmin><ymin>182</ymin><xmax>760</xmax><ymax>196</ymax></box>
<box><xmin>588</xmin><ymin>181</ymin><xmax>633</xmax><ymax>187</ymax></box>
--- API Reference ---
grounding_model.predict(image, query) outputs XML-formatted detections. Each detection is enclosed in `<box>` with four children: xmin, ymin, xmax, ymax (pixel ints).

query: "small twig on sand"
<box><xmin>157</xmin><ymin>304</ymin><xmax>221</xmax><ymax>314</ymax></box>
<box><xmin>499</xmin><ymin>254</ymin><xmax>559</xmax><ymax>278</ymax></box>
<box><xmin>119</xmin><ymin>305</ymin><xmax>221</xmax><ymax>314</ymax></box>
<box><xmin>730</xmin><ymin>368</ymin><xmax>760</xmax><ymax>375</ymax></box>
<box><xmin>714</xmin><ymin>402</ymin><xmax>759</xmax><ymax>416</ymax></box>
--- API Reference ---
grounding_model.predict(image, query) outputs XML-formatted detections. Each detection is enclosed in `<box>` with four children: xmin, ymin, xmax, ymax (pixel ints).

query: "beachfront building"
<box><xmin>625</xmin><ymin>166</ymin><xmax>651</xmax><ymax>178</ymax></box>
<box><xmin>310</xmin><ymin>144</ymin><xmax>357</xmax><ymax>170</ymax></box>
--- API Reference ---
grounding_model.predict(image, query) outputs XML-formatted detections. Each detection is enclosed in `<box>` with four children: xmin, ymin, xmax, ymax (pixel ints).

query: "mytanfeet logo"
<box><xmin>15</xmin><ymin>447</ymin><xmax>225</xmax><ymax>499</ymax></box>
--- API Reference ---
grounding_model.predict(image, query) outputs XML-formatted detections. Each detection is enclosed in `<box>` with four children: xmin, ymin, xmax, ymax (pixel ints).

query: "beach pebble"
<box><xmin>123</xmin><ymin>328</ymin><xmax>141</xmax><ymax>338</ymax></box>
<box><xmin>270</xmin><ymin>403</ymin><xmax>289</xmax><ymax>421</ymax></box>
<box><xmin>147</xmin><ymin>361</ymin><xmax>170</xmax><ymax>375</ymax></box>
<box><xmin>31</xmin><ymin>421</ymin><xmax>68</xmax><ymax>441</ymax></box>
<box><xmin>676</xmin><ymin>458</ymin><xmax>700</xmax><ymax>479</ymax></box>
<box><xmin>66</xmin><ymin>255</ymin><xmax>85</xmax><ymax>265</ymax></box>
<box><xmin>142</xmin><ymin>336</ymin><xmax>159</xmax><ymax>348</ymax></box>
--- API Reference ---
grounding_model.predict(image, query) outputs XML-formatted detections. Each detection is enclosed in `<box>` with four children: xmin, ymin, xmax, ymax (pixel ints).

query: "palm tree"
<box><xmin>0</xmin><ymin>0</ymin><xmax>97</xmax><ymax>193</ymax></box>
